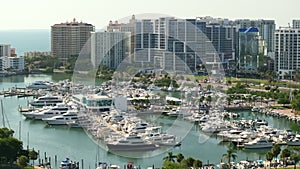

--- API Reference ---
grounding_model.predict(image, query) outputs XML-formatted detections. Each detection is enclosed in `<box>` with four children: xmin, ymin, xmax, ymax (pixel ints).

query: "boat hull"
<box><xmin>107</xmin><ymin>144</ymin><xmax>158</xmax><ymax>151</ymax></box>
<box><xmin>244</xmin><ymin>144</ymin><xmax>273</xmax><ymax>149</ymax></box>
<box><xmin>287</xmin><ymin>141</ymin><xmax>300</xmax><ymax>146</ymax></box>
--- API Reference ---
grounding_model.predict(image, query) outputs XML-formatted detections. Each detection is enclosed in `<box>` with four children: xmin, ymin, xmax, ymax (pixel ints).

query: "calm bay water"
<box><xmin>0</xmin><ymin>74</ymin><xmax>299</xmax><ymax>169</ymax></box>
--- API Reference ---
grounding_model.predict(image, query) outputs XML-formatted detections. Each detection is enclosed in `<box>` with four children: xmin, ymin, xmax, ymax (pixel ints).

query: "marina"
<box><xmin>1</xmin><ymin>74</ymin><xmax>300</xmax><ymax>168</ymax></box>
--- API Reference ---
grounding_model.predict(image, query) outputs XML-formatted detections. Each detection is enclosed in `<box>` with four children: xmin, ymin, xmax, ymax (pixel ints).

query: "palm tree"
<box><xmin>222</xmin><ymin>143</ymin><xmax>237</xmax><ymax>168</ymax></box>
<box><xmin>280</xmin><ymin>148</ymin><xmax>291</xmax><ymax>167</ymax></box>
<box><xmin>176</xmin><ymin>153</ymin><xmax>184</xmax><ymax>163</ymax></box>
<box><xmin>266</xmin><ymin>151</ymin><xmax>273</xmax><ymax>168</ymax></box>
<box><xmin>294</xmin><ymin>69</ymin><xmax>300</xmax><ymax>82</ymax></box>
<box><xmin>271</xmin><ymin>144</ymin><xmax>281</xmax><ymax>160</ymax></box>
<box><xmin>163</xmin><ymin>152</ymin><xmax>176</xmax><ymax>162</ymax></box>
<box><xmin>290</xmin><ymin>154</ymin><xmax>300</xmax><ymax>169</ymax></box>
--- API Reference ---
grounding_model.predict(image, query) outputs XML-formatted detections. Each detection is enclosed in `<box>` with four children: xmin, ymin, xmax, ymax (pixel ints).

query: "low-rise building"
<box><xmin>72</xmin><ymin>94</ymin><xmax>127</xmax><ymax>112</ymax></box>
<box><xmin>24</xmin><ymin>51</ymin><xmax>52</xmax><ymax>57</ymax></box>
<box><xmin>1</xmin><ymin>56</ymin><xmax>25</xmax><ymax>71</ymax></box>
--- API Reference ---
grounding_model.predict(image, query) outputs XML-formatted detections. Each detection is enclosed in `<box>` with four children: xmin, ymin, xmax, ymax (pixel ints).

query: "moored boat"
<box><xmin>244</xmin><ymin>137</ymin><xmax>273</xmax><ymax>149</ymax></box>
<box><xmin>30</xmin><ymin>95</ymin><xmax>63</xmax><ymax>106</ymax></box>
<box><xmin>106</xmin><ymin>134</ymin><xmax>158</xmax><ymax>151</ymax></box>
<box><xmin>59</xmin><ymin>158</ymin><xmax>79</xmax><ymax>169</ymax></box>
<box><xmin>42</xmin><ymin>110</ymin><xmax>79</xmax><ymax>125</ymax></box>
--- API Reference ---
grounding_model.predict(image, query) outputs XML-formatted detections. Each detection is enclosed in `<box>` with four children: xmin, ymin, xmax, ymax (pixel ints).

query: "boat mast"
<box><xmin>1</xmin><ymin>100</ymin><xmax>11</xmax><ymax>129</ymax></box>
<box><xmin>1</xmin><ymin>100</ymin><xmax>5</xmax><ymax>128</ymax></box>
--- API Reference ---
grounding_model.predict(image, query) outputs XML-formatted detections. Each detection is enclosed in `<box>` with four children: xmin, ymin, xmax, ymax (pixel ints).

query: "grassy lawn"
<box><xmin>275</xmin><ymin>166</ymin><xmax>300</xmax><ymax>169</ymax></box>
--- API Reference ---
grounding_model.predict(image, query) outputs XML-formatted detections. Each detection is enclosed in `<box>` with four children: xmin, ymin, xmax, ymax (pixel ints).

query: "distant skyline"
<box><xmin>1</xmin><ymin>0</ymin><xmax>300</xmax><ymax>30</ymax></box>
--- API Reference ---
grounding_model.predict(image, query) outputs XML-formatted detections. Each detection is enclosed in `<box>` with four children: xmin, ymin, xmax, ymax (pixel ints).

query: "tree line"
<box><xmin>0</xmin><ymin>128</ymin><xmax>38</xmax><ymax>169</ymax></box>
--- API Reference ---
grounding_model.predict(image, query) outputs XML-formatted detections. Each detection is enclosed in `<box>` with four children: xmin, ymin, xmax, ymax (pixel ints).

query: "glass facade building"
<box><xmin>238</xmin><ymin>28</ymin><xmax>259</xmax><ymax>71</ymax></box>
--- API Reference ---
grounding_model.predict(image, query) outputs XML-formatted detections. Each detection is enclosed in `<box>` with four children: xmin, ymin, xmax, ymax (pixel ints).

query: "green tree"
<box><xmin>180</xmin><ymin>157</ymin><xmax>195</xmax><ymax>168</ymax></box>
<box><xmin>226</xmin><ymin>97</ymin><xmax>233</xmax><ymax>106</ymax></box>
<box><xmin>0</xmin><ymin>128</ymin><xmax>23</xmax><ymax>165</ymax></box>
<box><xmin>206</xmin><ymin>96</ymin><xmax>212</xmax><ymax>104</ymax></box>
<box><xmin>222</xmin><ymin>143</ymin><xmax>237</xmax><ymax>168</ymax></box>
<box><xmin>163</xmin><ymin>152</ymin><xmax>176</xmax><ymax>162</ymax></box>
<box><xmin>29</xmin><ymin>149</ymin><xmax>38</xmax><ymax>168</ymax></box>
<box><xmin>17</xmin><ymin>155</ymin><xmax>28</xmax><ymax>169</ymax></box>
<box><xmin>162</xmin><ymin>161</ymin><xmax>181</xmax><ymax>169</ymax></box>
<box><xmin>193</xmin><ymin>159</ymin><xmax>202</xmax><ymax>169</ymax></box>
<box><xmin>265</xmin><ymin>151</ymin><xmax>273</xmax><ymax>168</ymax></box>
<box><xmin>280</xmin><ymin>148</ymin><xmax>291</xmax><ymax>167</ymax></box>
<box><xmin>5</xmin><ymin>137</ymin><xmax>23</xmax><ymax>164</ymax></box>
<box><xmin>290</xmin><ymin>154</ymin><xmax>300</xmax><ymax>169</ymax></box>
<box><xmin>292</xmin><ymin>94</ymin><xmax>300</xmax><ymax>112</ymax></box>
<box><xmin>288</xmin><ymin>146</ymin><xmax>300</xmax><ymax>169</ymax></box>
<box><xmin>185</xmin><ymin>157</ymin><xmax>195</xmax><ymax>167</ymax></box>
<box><xmin>271</xmin><ymin>144</ymin><xmax>281</xmax><ymax>164</ymax></box>
<box><xmin>221</xmin><ymin>163</ymin><xmax>231</xmax><ymax>169</ymax></box>
<box><xmin>206</xmin><ymin>85</ymin><xmax>212</xmax><ymax>91</ymax></box>
<box><xmin>176</xmin><ymin>153</ymin><xmax>184</xmax><ymax>163</ymax></box>
<box><xmin>294</xmin><ymin>69</ymin><xmax>300</xmax><ymax>82</ymax></box>
<box><xmin>278</xmin><ymin>97</ymin><xmax>290</xmax><ymax>105</ymax></box>
<box><xmin>0</xmin><ymin>128</ymin><xmax>14</xmax><ymax>138</ymax></box>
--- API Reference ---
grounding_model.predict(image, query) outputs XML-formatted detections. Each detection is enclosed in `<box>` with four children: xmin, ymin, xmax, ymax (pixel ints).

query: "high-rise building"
<box><xmin>292</xmin><ymin>20</ymin><xmax>300</xmax><ymax>29</ymax></box>
<box><xmin>90</xmin><ymin>32</ymin><xmax>131</xmax><ymax>69</ymax></box>
<box><xmin>0</xmin><ymin>44</ymin><xmax>11</xmax><ymax>57</ymax></box>
<box><xmin>51</xmin><ymin>18</ymin><xmax>95</xmax><ymax>63</ymax></box>
<box><xmin>205</xmin><ymin>24</ymin><xmax>237</xmax><ymax>68</ymax></box>
<box><xmin>275</xmin><ymin>27</ymin><xmax>300</xmax><ymax>79</ymax></box>
<box><xmin>238</xmin><ymin>28</ymin><xmax>260</xmax><ymax>71</ymax></box>
<box><xmin>107</xmin><ymin>15</ymin><xmax>136</xmax><ymax>55</ymax></box>
<box><xmin>133</xmin><ymin>17</ymin><xmax>210</xmax><ymax>73</ymax></box>
<box><xmin>235</xmin><ymin>19</ymin><xmax>275</xmax><ymax>53</ymax></box>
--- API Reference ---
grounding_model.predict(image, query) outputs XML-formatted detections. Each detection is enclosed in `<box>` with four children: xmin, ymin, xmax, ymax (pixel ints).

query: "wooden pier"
<box><xmin>0</xmin><ymin>87</ymin><xmax>43</xmax><ymax>98</ymax></box>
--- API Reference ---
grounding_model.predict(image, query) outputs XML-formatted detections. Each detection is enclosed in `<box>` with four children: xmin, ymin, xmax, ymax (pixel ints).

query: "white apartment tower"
<box><xmin>90</xmin><ymin>32</ymin><xmax>131</xmax><ymax>69</ymax></box>
<box><xmin>0</xmin><ymin>44</ymin><xmax>11</xmax><ymax>57</ymax></box>
<box><xmin>275</xmin><ymin>27</ymin><xmax>300</xmax><ymax>79</ymax></box>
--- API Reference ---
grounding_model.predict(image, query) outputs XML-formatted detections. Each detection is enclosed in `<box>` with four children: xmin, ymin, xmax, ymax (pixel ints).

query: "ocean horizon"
<box><xmin>0</xmin><ymin>29</ymin><xmax>50</xmax><ymax>56</ymax></box>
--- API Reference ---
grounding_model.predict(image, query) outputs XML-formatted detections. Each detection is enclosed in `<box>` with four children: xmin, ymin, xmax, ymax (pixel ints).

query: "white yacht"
<box><xmin>28</xmin><ymin>104</ymin><xmax>70</xmax><ymax>120</ymax></box>
<box><xmin>106</xmin><ymin>134</ymin><xmax>158</xmax><ymax>151</ymax></box>
<box><xmin>138</xmin><ymin>126</ymin><xmax>180</xmax><ymax>146</ymax></box>
<box><xmin>244</xmin><ymin>138</ymin><xmax>273</xmax><ymax>149</ymax></box>
<box><xmin>287</xmin><ymin>137</ymin><xmax>300</xmax><ymax>146</ymax></box>
<box><xmin>42</xmin><ymin>110</ymin><xmax>79</xmax><ymax>125</ymax></box>
<box><xmin>59</xmin><ymin>158</ymin><xmax>78</xmax><ymax>169</ymax></box>
<box><xmin>22</xmin><ymin>106</ymin><xmax>51</xmax><ymax>119</ymax></box>
<box><xmin>28</xmin><ymin>81</ymin><xmax>51</xmax><ymax>89</ymax></box>
<box><xmin>167</xmin><ymin>108</ymin><xmax>188</xmax><ymax>117</ymax></box>
<box><xmin>251</xmin><ymin>106</ymin><xmax>261</xmax><ymax>112</ymax></box>
<box><xmin>144</xmin><ymin>132</ymin><xmax>179</xmax><ymax>146</ymax></box>
<box><xmin>30</xmin><ymin>95</ymin><xmax>63</xmax><ymax>106</ymax></box>
<box><xmin>148</xmin><ymin>84</ymin><xmax>160</xmax><ymax>91</ymax></box>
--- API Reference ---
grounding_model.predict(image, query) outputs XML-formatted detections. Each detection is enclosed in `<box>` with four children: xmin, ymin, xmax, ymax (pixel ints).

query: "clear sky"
<box><xmin>1</xmin><ymin>0</ymin><xmax>300</xmax><ymax>30</ymax></box>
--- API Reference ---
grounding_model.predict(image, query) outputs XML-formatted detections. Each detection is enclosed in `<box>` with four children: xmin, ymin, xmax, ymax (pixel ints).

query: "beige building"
<box><xmin>51</xmin><ymin>18</ymin><xmax>95</xmax><ymax>63</ymax></box>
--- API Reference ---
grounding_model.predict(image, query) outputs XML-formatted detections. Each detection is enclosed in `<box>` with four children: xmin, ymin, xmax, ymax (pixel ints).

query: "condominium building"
<box><xmin>51</xmin><ymin>18</ymin><xmax>95</xmax><ymax>63</ymax></box>
<box><xmin>0</xmin><ymin>56</ymin><xmax>24</xmax><ymax>71</ymax></box>
<box><xmin>235</xmin><ymin>19</ymin><xmax>275</xmax><ymax>53</ymax></box>
<box><xmin>0</xmin><ymin>44</ymin><xmax>11</xmax><ymax>57</ymax></box>
<box><xmin>275</xmin><ymin>27</ymin><xmax>300</xmax><ymax>79</ymax></box>
<box><xmin>134</xmin><ymin>17</ymin><xmax>209</xmax><ymax>73</ymax></box>
<box><xmin>292</xmin><ymin>20</ymin><xmax>300</xmax><ymax>29</ymax></box>
<box><xmin>90</xmin><ymin>32</ymin><xmax>131</xmax><ymax>69</ymax></box>
<box><xmin>205</xmin><ymin>24</ymin><xmax>237</xmax><ymax>67</ymax></box>
<box><xmin>107</xmin><ymin>15</ymin><xmax>136</xmax><ymax>54</ymax></box>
